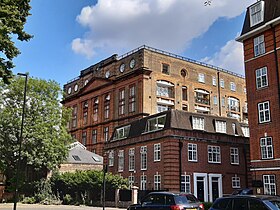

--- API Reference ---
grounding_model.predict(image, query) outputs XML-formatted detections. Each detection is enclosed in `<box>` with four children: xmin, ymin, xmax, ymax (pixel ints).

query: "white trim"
<box><xmin>236</xmin><ymin>16</ymin><xmax>280</xmax><ymax>42</ymax></box>
<box><xmin>251</xmin><ymin>158</ymin><xmax>280</xmax><ymax>162</ymax></box>
<box><xmin>157</xmin><ymin>98</ymin><xmax>175</xmax><ymax>106</ymax></box>
<box><xmin>208</xmin><ymin>174</ymin><xmax>223</xmax><ymax>202</ymax></box>
<box><xmin>195</xmin><ymin>106</ymin><xmax>210</xmax><ymax>112</ymax></box>
<box><xmin>250</xmin><ymin>167</ymin><xmax>280</xmax><ymax>171</ymax></box>
<box><xmin>193</xmin><ymin>173</ymin><xmax>208</xmax><ymax>202</ymax></box>
<box><xmin>244</xmin><ymin>50</ymin><xmax>274</xmax><ymax>63</ymax></box>
<box><xmin>195</xmin><ymin>89</ymin><xmax>209</xmax><ymax>94</ymax></box>
<box><xmin>156</xmin><ymin>80</ymin><xmax>174</xmax><ymax>87</ymax></box>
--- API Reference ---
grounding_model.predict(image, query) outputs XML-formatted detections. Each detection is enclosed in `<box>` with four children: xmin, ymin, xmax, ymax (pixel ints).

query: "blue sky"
<box><xmin>13</xmin><ymin>0</ymin><xmax>255</xmax><ymax>88</ymax></box>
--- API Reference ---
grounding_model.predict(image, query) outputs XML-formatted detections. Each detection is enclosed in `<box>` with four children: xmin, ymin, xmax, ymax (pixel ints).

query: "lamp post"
<box><xmin>13</xmin><ymin>73</ymin><xmax>28</xmax><ymax>210</ymax></box>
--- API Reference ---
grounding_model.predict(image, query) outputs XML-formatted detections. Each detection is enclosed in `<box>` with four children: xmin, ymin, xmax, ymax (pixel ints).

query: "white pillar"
<box><xmin>131</xmin><ymin>186</ymin><xmax>139</xmax><ymax>204</ymax></box>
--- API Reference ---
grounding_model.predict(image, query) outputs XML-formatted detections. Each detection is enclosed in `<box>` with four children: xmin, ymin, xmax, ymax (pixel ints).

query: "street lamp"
<box><xmin>13</xmin><ymin>73</ymin><xmax>28</xmax><ymax>210</ymax></box>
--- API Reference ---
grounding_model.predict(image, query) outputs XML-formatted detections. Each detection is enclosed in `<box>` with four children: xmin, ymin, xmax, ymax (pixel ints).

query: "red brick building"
<box><xmin>237</xmin><ymin>0</ymin><xmax>280</xmax><ymax>195</ymax></box>
<box><xmin>105</xmin><ymin>110</ymin><xmax>250</xmax><ymax>202</ymax></box>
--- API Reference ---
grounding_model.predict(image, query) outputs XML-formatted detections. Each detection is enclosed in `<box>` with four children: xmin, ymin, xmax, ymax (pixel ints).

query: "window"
<box><xmin>113</xmin><ymin>125</ymin><xmax>130</xmax><ymax>140</ymax></box>
<box><xmin>72</xmin><ymin>155</ymin><xmax>81</xmax><ymax>161</ymax></box>
<box><xmin>194</xmin><ymin>89</ymin><xmax>210</xmax><ymax>105</ymax></box>
<box><xmin>263</xmin><ymin>175</ymin><xmax>276</xmax><ymax>195</ymax></box>
<box><xmin>92</xmin><ymin>129</ymin><xmax>97</xmax><ymax>144</ymax></box>
<box><xmin>103</xmin><ymin>126</ymin><xmax>109</xmax><ymax>142</ymax></box>
<box><xmin>93</xmin><ymin>97</ymin><xmax>99</xmax><ymax>122</ymax></box>
<box><xmin>104</xmin><ymin>94</ymin><xmax>110</xmax><ymax>120</ymax></box>
<box><xmin>108</xmin><ymin>150</ymin><xmax>114</xmax><ymax>166</ymax></box>
<box><xmin>154</xmin><ymin>173</ymin><xmax>161</xmax><ymax>190</ymax></box>
<box><xmin>154</xmin><ymin>143</ymin><xmax>161</xmax><ymax>162</ymax></box>
<box><xmin>220</xmin><ymin>79</ymin><xmax>224</xmax><ymax>88</ymax></box>
<box><xmin>198</xmin><ymin>73</ymin><xmax>205</xmax><ymax>83</ymax></box>
<box><xmin>215</xmin><ymin>120</ymin><xmax>227</xmax><ymax>133</ymax></box>
<box><xmin>232</xmin><ymin>174</ymin><xmax>240</xmax><ymax>188</ymax></box>
<box><xmin>157</xmin><ymin>104</ymin><xmax>170</xmax><ymax>113</ymax></box>
<box><xmin>72</xmin><ymin>105</ymin><xmax>78</xmax><ymax>128</ymax></box>
<box><xmin>212</xmin><ymin>76</ymin><xmax>216</xmax><ymax>86</ymax></box>
<box><xmin>213</xmin><ymin>96</ymin><xmax>218</xmax><ymax>105</ymax></box>
<box><xmin>256</xmin><ymin>67</ymin><xmax>268</xmax><ymax>89</ymax></box>
<box><xmin>228</xmin><ymin>97</ymin><xmax>240</xmax><ymax>112</ymax></box>
<box><xmin>140</xmin><ymin>146</ymin><xmax>147</xmax><ymax>170</ymax></box>
<box><xmin>182</xmin><ymin>86</ymin><xmax>187</xmax><ymax>101</ymax></box>
<box><xmin>129</xmin><ymin>148</ymin><xmax>135</xmax><ymax>171</ymax></box>
<box><xmin>260</xmin><ymin>137</ymin><xmax>274</xmax><ymax>159</ymax></box>
<box><xmin>241</xmin><ymin>126</ymin><xmax>250</xmax><ymax>137</ymax></box>
<box><xmin>119</xmin><ymin>88</ymin><xmax>125</xmax><ymax>116</ymax></box>
<box><xmin>181</xmin><ymin>174</ymin><xmax>191</xmax><ymax>193</ymax></box>
<box><xmin>230</xmin><ymin>148</ymin><xmax>239</xmax><ymax>165</ymax></box>
<box><xmin>188</xmin><ymin>143</ymin><xmax>197</xmax><ymax>162</ymax></box>
<box><xmin>192</xmin><ymin>117</ymin><xmax>204</xmax><ymax>130</ymax></box>
<box><xmin>232</xmin><ymin>123</ymin><xmax>238</xmax><ymax>135</ymax></box>
<box><xmin>118</xmin><ymin>150</ymin><xmax>124</xmax><ymax>172</ymax></box>
<box><xmin>156</xmin><ymin>80</ymin><xmax>174</xmax><ymax>98</ymax></box>
<box><xmin>230</xmin><ymin>82</ymin><xmax>236</xmax><ymax>91</ymax></box>
<box><xmin>128</xmin><ymin>176</ymin><xmax>134</xmax><ymax>189</ymax></box>
<box><xmin>249</xmin><ymin>1</ymin><xmax>264</xmax><ymax>27</ymax></box>
<box><xmin>208</xmin><ymin>145</ymin><xmax>221</xmax><ymax>163</ymax></box>
<box><xmin>221</xmin><ymin>97</ymin><xmax>225</xmax><ymax>107</ymax></box>
<box><xmin>162</xmin><ymin>64</ymin><xmax>170</xmax><ymax>75</ymax></box>
<box><xmin>254</xmin><ymin>35</ymin><xmax>265</xmax><ymax>57</ymax></box>
<box><xmin>82</xmin><ymin>131</ymin><xmax>87</xmax><ymax>145</ymax></box>
<box><xmin>140</xmin><ymin>174</ymin><xmax>147</xmax><ymax>190</ymax></box>
<box><xmin>82</xmin><ymin>101</ymin><xmax>88</xmax><ymax>125</ymax></box>
<box><xmin>129</xmin><ymin>85</ymin><xmax>136</xmax><ymax>113</ymax></box>
<box><xmin>258</xmin><ymin>101</ymin><xmax>271</xmax><ymax>123</ymax></box>
<box><xmin>145</xmin><ymin>115</ymin><xmax>166</xmax><ymax>132</ymax></box>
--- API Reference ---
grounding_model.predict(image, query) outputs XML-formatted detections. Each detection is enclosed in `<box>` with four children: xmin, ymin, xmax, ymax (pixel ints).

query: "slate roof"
<box><xmin>238</xmin><ymin>0</ymin><xmax>280</xmax><ymax>40</ymax></box>
<box><xmin>67</xmin><ymin>143</ymin><xmax>103</xmax><ymax>164</ymax></box>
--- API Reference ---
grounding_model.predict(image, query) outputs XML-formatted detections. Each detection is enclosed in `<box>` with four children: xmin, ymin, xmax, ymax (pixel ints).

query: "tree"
<box><xmin>0</xmin><ymin>76</ymin><xmax>72</xmax><ymax>188</ymax></box>
<box><xmin>0</xmin><ymin>0</ymin><xmax>32</xmax><ymax>84</ymax></box>
<box><xmin>204</xmin><ymin>0</ymin><xmax>212</xmax><ymax>6</ymax></box>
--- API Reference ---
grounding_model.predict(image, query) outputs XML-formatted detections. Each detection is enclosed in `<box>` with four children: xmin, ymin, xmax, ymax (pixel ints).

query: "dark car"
<box><xmin>209</xmin><ymin>195</ymin><xmax>280</xmax><ymax>210</ymax></box>
<box><xmin>127</xmin><ymin>191</ymin><xmax>204</xmax><ymax>210</ymax></box>
<box><xmin>231</xmin><ymin>188</ymin><xmax>253</xmax><ymax>195</ymax></box>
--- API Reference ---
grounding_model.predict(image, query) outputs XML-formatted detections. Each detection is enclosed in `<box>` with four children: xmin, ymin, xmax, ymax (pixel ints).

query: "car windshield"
<box><xmin>265</xmin><ymin>200</ymin><xmax>280</xmax><ymax>210</ymax></box>
<box><xmin>174</xmin><ymin>195</ymin><xmax>189</xmax><ymax>205</ymax></box>
<box><xmin>184</xmin><ymin>194</ymin><xmax>199</xmax><ymax>203</ymax></box>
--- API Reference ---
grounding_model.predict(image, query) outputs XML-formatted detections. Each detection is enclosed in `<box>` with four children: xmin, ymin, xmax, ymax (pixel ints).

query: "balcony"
<box><xmin>228</xmin><ymin>105</ymin><xmax>240</xmax><ymax>112</ymax></box>
<box><xmin>195</xmin><ymin>97</ymin><xmax>210</xmax><ymax>105</ymax></box>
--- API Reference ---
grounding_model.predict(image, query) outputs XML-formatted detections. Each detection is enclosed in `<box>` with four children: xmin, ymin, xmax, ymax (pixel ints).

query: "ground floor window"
<box><xmin>263</xmin><ymin>175</ymin><xmax>276</xmax><ymax>195</ymax></box>
<box><xmin>181</xmin><ymin>174</ymin><xmax>191</xmax><ymax>193</ymax></box>
<box><xmin>154</xmin><ymin>173</ymin><xmax>161</xmax><ymax>190</ymax></box>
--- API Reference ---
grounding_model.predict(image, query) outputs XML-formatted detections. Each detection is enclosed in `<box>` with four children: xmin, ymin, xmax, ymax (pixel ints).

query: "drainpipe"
<box><xmin>217</xmin><ymin>71</ymin><xmax>221</xmax><ymax>116</ymax></box>
<box><xmin>179</xmin><ymin>140</ymin><xmax>183</xmax><ymax>191</ymax></box>
<box><xmin>271</xmin><ymin>24</ymin><xmax>280</xmax><ymax>106</ymax></box>
<box><xmin>243</xmin><ymin>145</ymin><xmax>249</xmax><ymax>188</ymax></box>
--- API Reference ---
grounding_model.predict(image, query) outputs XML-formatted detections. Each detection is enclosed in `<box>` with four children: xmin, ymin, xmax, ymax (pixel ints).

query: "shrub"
<box><xmin>63</xmin><ymin>194</ymin><xmax>72</xmax><ymax>205</ymax></box>
<box><xmin>22</xmin><ymin>196</ymin><xmax>36</xmax><ymax>204</ymax></box>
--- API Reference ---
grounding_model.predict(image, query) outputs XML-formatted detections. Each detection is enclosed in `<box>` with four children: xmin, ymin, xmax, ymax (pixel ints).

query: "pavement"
<box><xmin>0</xmin><ymin>203</ymin><xmax>124</xmax><ymax>210</ymax></box>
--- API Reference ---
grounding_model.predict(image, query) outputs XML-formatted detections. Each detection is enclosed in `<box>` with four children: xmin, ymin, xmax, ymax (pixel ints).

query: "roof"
<box><xmin>237</xmin><ymin>0</ymin><xmax>280</xmax><ymax>41</ymax></box>
<box><xmin>66</xmin><ymin>143</ymin><xmax>103</xmax><ymax>164</ymax></box>
<box><xmin>110</xmin><ymin>110</ymin><xmax>248</xmax><ymax>142</ymax></box>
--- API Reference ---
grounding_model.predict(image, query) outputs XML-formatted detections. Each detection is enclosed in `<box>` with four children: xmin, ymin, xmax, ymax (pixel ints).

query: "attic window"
<box><xmin>145</xmin><ymin>115</ymin><xmax>166</xmax><ymax>132</ymax></box>
<box><xmin>72</xmin><ymin>155</ymin><xmax>81</xmax><ymax>161</ymax></box>
<box><xmin>92</xmin><ymin>156</ymin><xmax>101</xmax><ymax>162</ymax></box>
<box><xmin>249</xmin><ymin>1</ymin><xmax>264</xmax><ymax>27</ymax></box>
<box><xmin>113</xmin><ymin>125</ymin><xmax>131</xmax><ymax>140</ymax></box>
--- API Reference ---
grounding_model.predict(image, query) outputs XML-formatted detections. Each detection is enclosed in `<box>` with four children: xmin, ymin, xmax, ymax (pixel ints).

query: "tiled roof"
<box><xmin>67</xmin><ymin>146</ymin><xmax>103</xmax><ymax>164</ymax></box>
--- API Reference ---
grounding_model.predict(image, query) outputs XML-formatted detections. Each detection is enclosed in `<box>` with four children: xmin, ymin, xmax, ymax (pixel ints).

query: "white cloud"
<box><xmin>201</xmin><ymin>40</ymin><xmax>245</xmax><ymax>75</ymax></box>
<box><xmin>72</xmin><ymin>0</ymin><xmax>255</xmax><ymax>58</ymax></box>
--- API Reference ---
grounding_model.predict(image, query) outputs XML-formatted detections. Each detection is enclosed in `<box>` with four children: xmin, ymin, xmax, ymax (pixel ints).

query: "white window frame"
<box><xmin>213</xmin><ymin>96</ymin><xmax>218</xmax><ymax>105</ymax></box>
<box><xmin>108</xmin><ymin>150</ymin><xmax>114</xmax><ymax>167</ymax></box>
<box><xmin>154</xmin><ymin>173</ymin><xmax>161</xmax><ymax>190</ymax></box>
<box><xmin>118</xmin><ymin>150</ymin><xmax>124</xmax><ymax>172</ymax></box>
<box><xmin>113</xmin><ymin>125</ymin><xmax>131</xmax><ymax>140</ymax></box>
<box><xmin>258</xmin><ymin>101</ymin><xmax>271</xmax><ymax>123</ymax></box>
<box><xmin>241</xmin><ymin>126</ymin><xmax>250</xmax><ymax>137</ymax></box>
<box><xmin>220</xmin><ymin>79</ymin><xmax>224</xmax><ymax>88</ymax></box>
<box><xmin>129</xmin><ymin>148</ymin><xmax>135</xmax><ymax>171</ymax></box>
<box><xmin>198</xmin><ymin>73</ymin><xmax>205</xmax><ymax>83</ymax></box>
<box><xmin>208</xmin><ymin>145</ymin><xmax>221</xmax><ymax>163</ymax></box>
<box><xmin>140</xmin><ymin>146</ymin><xmax>147</xmax><ymax>170</ymax></box>
<box><xmin>230</xmin><ymin>148</ymin><xmax>239</xmax><ymax>165</ymax></box>
<box><xmin>263</xmin><ymin>175</ymin><xmax>276</xmax><ymax>195</ymax></box>
<box><xmin>181</xmin><ymin>174</ymin><xmax>191</xmax><ymax>193</ymax></box>
<box><xmin>249</xmin><ymin>1</ymin><xmax>265</xmax><ymax>27</ymax></box>
<box><xmin>192</xmin><ymin>116</ymin><xmax>204</xmax><ymax>130</ymax></box>
<box><xmin>254</xmin><ymin>35</ymin><xmax>265</xmax><ymax>57</ymax></box>
<box><xmin>212</xmin><ymin>76</ymin><xmax>216</xmax><ymax>86</ymax></box>
<box><xmin>128</xmin><ymin>175</ymin><xmax>134</xmax><ymax>189</ymax></box>
<box><xmin>154</xmin><ymin>143</ymin><xmax>161</xmax><ymax>162</ymax></box>
<box><xmin>232</xmin><ymin>174</ymin><xmax>241</xmax><ymax>189</ymax></box>
<box><xmin>230</xmin><ymin>82</ymin><xmax>236</xmax><ymax>92</ymax></box>
<box><xmin>145</xmin><ymin>115</ymin><xmax>166</xmax><ymax>132</ymax></box>
<box><xmin>140</xmin><ymin>174</ymin><xmax>147</xmax><ymax>190</ymax></box>
<box><xmin>256</xmin><ymin>67</ymin><xmax>268</xmax><ymax>89</ymax></box>
<box><xmin>260</xmin><ymin>137</ymin><xmax>274</xmax><ymax>159</ymax></box>
<box><xmin>188</xmin><ymin>143</ymin><xmax>197</xmax><ymax>162</ymax></box>
<box><xmin>215</xmin><ymin>120</ymin><xmax>227</xmax><ymax>133</ymax></box>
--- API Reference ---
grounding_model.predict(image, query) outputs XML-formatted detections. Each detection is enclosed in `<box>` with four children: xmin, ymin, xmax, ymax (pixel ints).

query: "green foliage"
<box><xmin>0</xmin><ymin>0</ymin><xmax>33</xmax><ymax>84</ymax></box>
<box><xmin>22</xmin><ymin>196</ymin><xmax>36</xmax><ymax>204</ymax></box>
<box><xmin>0</xmin><ymin>76</ymin><xmax>72</xmax><ymax>186</ymax></box>
<box><xmin>51</xmin><ymin>170</ymin><xmax>129</xmax><ymax>205</ymax></box>
<box><xmin>63</xmin><ymin>194</ymin><xmax>72</xmax><ymax>205</ymax></box>
<box><xmin>203</xmin><ymin>202</ymin><xmax>213</xmax><ymax>210</ymax></box>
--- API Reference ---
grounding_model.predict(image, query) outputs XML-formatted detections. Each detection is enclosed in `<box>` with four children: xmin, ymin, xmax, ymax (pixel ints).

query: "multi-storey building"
<box><xmin>62</xmin><ymin>46</ymin><xmax>248</xmax><ymax>156</ymax></box>
<box><xmin>236</xmin><ymin>0</ymin><xmax>280</xmax><ymax>195</ymax></box>
<box><xmin>105</xmin><ymin>109</ymin><xmax>250</xmax><ymax>202</ymax></box>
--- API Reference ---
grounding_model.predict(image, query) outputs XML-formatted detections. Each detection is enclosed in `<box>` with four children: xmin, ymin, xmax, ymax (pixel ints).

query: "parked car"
<box><xmin>209</xmin><ymin>195</ymin><xmax>280</xmax><ymax>210</ymax></box>
<box><xmin>231</xmin><ymin>188</ymin><xmax>253</xmax><ymax>195</ymax></box>
<box><xmin>127</xmin><ymin>191</ymin><xmax>204</xmax><ymax>210</ymax></box>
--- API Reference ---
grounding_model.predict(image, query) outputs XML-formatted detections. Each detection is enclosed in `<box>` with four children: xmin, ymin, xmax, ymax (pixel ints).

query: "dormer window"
<box><xmin>113</xmin><ymin>125</ymin><xmax>130</xmax><ymax>140</ymax></box>
<box><xmin>249</xmin><ymin>1</ymin><xmax>264</xmax><ymax>27</ymax></box>
<box><xmin>145</xmin><ymin>115</ymin><xmax>166</xmax><ymax>132</ymax></box>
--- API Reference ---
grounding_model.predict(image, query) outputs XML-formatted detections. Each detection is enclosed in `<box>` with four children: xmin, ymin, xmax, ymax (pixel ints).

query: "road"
<box><xmin>0</xmin><ymin>203</ymin><xmax>124</xmax><ymax>210</ymax></box>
